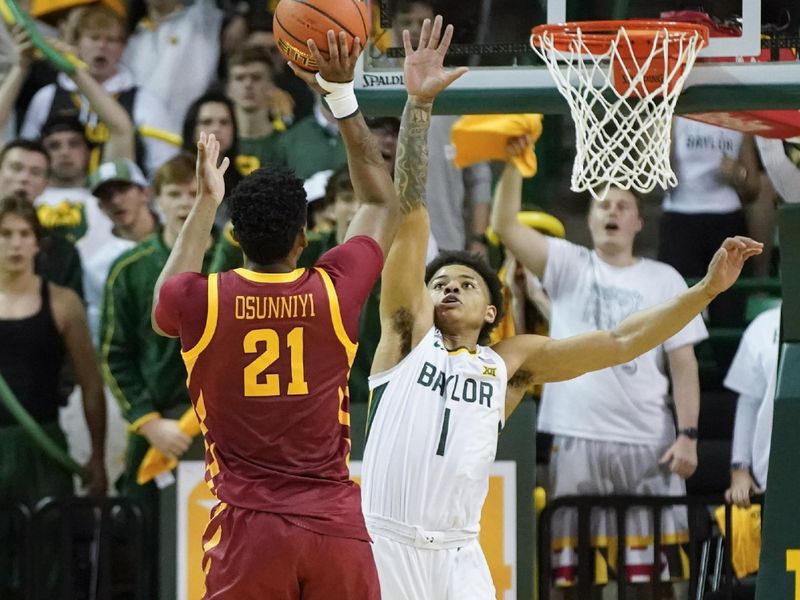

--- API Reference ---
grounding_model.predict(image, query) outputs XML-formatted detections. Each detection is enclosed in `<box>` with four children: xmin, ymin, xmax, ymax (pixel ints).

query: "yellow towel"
<box><xmin>136</xmin><ymin>408</ymin><xmax>201</xmax><ymax>485</ymax></box>
<box><xmin>31</xmin><ymin>0</ymin><xmax>127</xmax><ymax>18</ymax></box>
<box><xmin>714</xmin><ymin>504</ymin><xmax>762</xmax><ymax>578</ymax></box>
<box><xmin>451</xmin><ymin>114</ymin><xmax>544</xmax><ymax>177</ymax></box>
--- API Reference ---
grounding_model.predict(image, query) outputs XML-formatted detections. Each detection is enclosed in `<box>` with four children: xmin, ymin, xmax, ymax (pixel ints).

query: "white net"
<box><xmin>530</xmin><ymin>24</ymin><xmax>706</xmax><ymax>200</ymax></box>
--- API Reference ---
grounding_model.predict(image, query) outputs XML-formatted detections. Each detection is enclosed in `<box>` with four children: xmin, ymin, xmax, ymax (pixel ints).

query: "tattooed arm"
<box><xmin>338</xmin><ymin>111</ymin><xmax>399</xmax><ymax>257</ymax></box>
<box><xmin>372</xmin><ymin>16</ymin><xmax>468</xmax><ymax>373</ymax></box>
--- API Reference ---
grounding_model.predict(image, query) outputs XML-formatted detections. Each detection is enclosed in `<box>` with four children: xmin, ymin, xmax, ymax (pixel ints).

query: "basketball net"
<box><xmin>531</xmin><ymin>22</ymin><xmax>708</xmax><ymax>200</ymax></box>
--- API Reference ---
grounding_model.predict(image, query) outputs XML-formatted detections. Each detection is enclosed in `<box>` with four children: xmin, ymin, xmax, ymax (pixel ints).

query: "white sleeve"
<box><xmin>20</xmin><ymin>85</ymin><xmax>56</xmax><ymax>139</ymax></box>
<box><xmin>542</xmin><ymin>237</ymin><xmax>590</xmax><ymax>300</ymax></box>
<box><xmin>724</xmin><ymin>315</ymin><xmax>771</xmax><ymax>398</ymax></box>
<box><xmin>731</xmin><ymin>393</ymin><xmax>760</xmax><ymax>465</ymax></box>
<box><xmin>132</xmin><ymin>88</ymin><xmax>180</xmax><ymax>176</ymax></box>
<box><xmin>756</xmin><ymin>137</ymin><xmax>800</xmax><ymax>204</ymax></box>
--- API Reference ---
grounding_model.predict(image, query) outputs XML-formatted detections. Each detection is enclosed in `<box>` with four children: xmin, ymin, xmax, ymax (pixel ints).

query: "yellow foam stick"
<box><xmin>0</xmin><ymin>0</ymin><xmax>85</xmax><ymax>73</ymax></box>
<box><xmin>484</xmin><ymin>211</ymin><xmax>565</xmax><ymax>247</ymax></box>
<box><xmin>136</xmin><ymin>407</ymin><xmax>201</xmax><ymax>485</ymax></box>
<box><xmin>137</xmin><ymin>125</ymin><xmax>182</xmax><ymax>147</ymax></box>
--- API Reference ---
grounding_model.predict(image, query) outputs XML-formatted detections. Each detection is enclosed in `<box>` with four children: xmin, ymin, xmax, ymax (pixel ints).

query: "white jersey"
<box><xmin>662</xmin><ymin>117</ymin><xmax>744</xmax><ymax>214</ymax></box>
<box><xmin>361</xmin><ymin>327</ymin><xmax>507</xmax><ymax>537</ymax></box>
<box><xmin>724</xmin><ymin>306</ymin><xmax>780</xmax><ymax>488</ymax></box>
<box><xmin>122</xmin><ymin>0</ymin><xmax>222</xmax><ymax>132</ymax></box>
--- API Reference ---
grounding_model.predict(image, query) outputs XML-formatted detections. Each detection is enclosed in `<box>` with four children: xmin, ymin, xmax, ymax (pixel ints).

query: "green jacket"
<box><xmin>273</xmin><ymin>114</ymin><xmax>347</xmax><ymax>180</ymax></box>
<box><xmin>299</xmin><ymin>230</ymin><xmax>381</xmax><ymax>404</ymax></box>
<box><xmin>100</xmin><ymin>229</ymin><xmax>242</xmax><ymax>427</ymax></box>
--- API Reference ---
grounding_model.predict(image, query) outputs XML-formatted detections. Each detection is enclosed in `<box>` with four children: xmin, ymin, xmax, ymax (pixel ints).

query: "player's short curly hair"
<box><xmin>424</xmin><ymin>250</ymin><xmax>505</xmax><ymax>343</ymax></box>
<box><xmin>228</xmin><ymin>166</ymin><xmax>307</xmax><ymax>265</ymax></box>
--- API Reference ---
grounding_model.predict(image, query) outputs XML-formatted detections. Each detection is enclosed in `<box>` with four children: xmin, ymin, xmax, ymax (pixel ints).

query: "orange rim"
<box><xmin>531</xmin><ymin>19</ymin><xmax>709</xmax><ymax>56</ymax></box>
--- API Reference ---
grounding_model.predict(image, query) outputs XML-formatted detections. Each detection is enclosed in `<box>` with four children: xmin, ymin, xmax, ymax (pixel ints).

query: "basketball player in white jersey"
<box><xmin>359</xmin><ymin>16</ymin><xmax>763</xmax><ymax>600</ymax></box>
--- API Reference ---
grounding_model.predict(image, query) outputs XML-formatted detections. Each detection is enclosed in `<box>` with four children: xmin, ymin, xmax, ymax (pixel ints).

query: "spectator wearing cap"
<box><xmin>225</xmin><ymin>45</ymin><xmax>289</xmax><ymax>175</ymax></box>
<box><xmin>99</xmin><ymin>152</ymin><xmax>241</xmax><ymax>595</ymax></box>
<box><xmin>20</xmin><ymin>4</ymin><xmax>177</xmax><ymax>176</ymax></box>
<box><xmin>0</xmin><ymin>139</ymin><xmax>84</xmax><ymax>297</ymax></box>
<box><xmin>83</xmin><ymin>158</ymin><xmax>155</xmax><ymax>343</ymax></box>
<box><xmin>57</xmin><ymin>158</ymin><xmax>155</xmax><ymax>500</ymax></box>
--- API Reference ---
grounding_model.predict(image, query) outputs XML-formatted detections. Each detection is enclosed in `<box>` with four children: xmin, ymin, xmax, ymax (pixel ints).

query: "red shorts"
<box><xmin>202</xmin><ymin>503</ymin><xmax>381</xmax><ymax>600</ymax></box>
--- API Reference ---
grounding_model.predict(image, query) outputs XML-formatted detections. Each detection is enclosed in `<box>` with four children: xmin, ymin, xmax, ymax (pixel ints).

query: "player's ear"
<box><xmin>298</xmin><ymin>226</ymin><xmax>308</xmax><ymax>250</ymax></box>
<box><xmin>484</xmin><ymin>304</ymin><xmax>497</xmax><ymax>325</ymax></box>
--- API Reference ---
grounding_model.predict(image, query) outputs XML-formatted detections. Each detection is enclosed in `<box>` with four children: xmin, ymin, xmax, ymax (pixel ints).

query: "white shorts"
<box><xmin>548</xmin><ymin>435</ymin><xmax>689</xmax><ymax>585</ymax></box>
<box><xmin>371</xmin><ymin>534</ymin><xmax>496</xmax><ymax>600</ymax></box>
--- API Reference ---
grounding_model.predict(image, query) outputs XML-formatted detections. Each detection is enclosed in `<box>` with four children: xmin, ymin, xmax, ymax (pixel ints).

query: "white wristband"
<box><xmin>315</xmin><ymin>73</ymin><xmax>359</xmax><ymax>119</ymax></box>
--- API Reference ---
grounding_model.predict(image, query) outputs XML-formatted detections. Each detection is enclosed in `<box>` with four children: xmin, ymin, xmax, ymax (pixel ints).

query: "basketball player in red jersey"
<box><xmin>149</xmin><ymin>21</ymin><xmax>466</xmax><ymax>600</ymax></box>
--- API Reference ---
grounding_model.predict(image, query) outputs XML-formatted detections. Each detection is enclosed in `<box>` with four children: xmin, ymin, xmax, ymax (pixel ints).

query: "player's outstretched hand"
<box><xmin>196</xmin><ymin>131</ymin><xmax>230</xmax><ymax>207</ymax></box>
<box><xmin>288</xmin><ymin>30</ymin><xmax>362</xmax><ymax>93</ymax></box>
<box><xmin>403</xmin><ymin>15</ymin><xmax>468</xmax><ymax>104</ymax></box>
<box><xmin>701</xmin><ymin>236</ymin><xmax>763</xmax><ymax>298</ymax></box>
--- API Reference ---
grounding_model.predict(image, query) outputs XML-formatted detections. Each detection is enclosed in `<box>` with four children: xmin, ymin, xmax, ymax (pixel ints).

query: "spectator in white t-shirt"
<box><xmin>123</xmin><ymin>0</ymin><xmax>223</xmax><ymax>132</ymax></box>
<box><xmin>724</xmin><ymin>305</ymin><xmax>781</xmax><ymax>507</ymax></box>
<box><xmin>658</xmin><ymin>117</ymin><xmax>760</xmax><ymax>324</ymax></box>
<box><xmin>491</xmin><ymin>140</ymin><xmax>708</xmax><ymax>599</ymax></box>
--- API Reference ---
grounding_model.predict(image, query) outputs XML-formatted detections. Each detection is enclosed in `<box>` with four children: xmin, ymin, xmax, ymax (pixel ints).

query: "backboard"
<box><xmin>355</xmin><ymin>0</ymin><xmax>800</xmax><ymax>116</ymax></box>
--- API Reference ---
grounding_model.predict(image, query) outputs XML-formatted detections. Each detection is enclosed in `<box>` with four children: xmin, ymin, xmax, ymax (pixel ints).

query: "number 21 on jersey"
<box><xmin>243</xmin><ymin>327</ymin><xmax>308</xmax><ymax>397</ymax></box>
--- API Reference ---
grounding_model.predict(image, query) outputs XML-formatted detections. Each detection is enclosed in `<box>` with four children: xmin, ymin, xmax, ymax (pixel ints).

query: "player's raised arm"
<box><xmin>489</xmin><ymin>140</ymin><xmax>549</xmax><ymax>279</ymax></box>
<box><xmin>372</xmin><ymin>17</ymin><xmax>468</xmax><ymax>371</ymax></box>
<box><xmin>289</xmin><ymin>30</ymin><xmax>398</xmax><ymax>256</ymax></box>
<box><xmin>495</xmin><ymin>236</ymin><xmax>763</xmax><ymax>386</ymax></box>
<box><xmin>151</xmin><ymin>133</ymin><xmax>229</xmax><ymax>335</ymax></box>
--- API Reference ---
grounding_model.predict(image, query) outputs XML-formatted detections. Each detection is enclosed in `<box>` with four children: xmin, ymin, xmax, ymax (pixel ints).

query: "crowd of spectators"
<box><xmin>0</xmin><ymin>0</ymin><xmax>795</xmax><ymax>598</ymax></box>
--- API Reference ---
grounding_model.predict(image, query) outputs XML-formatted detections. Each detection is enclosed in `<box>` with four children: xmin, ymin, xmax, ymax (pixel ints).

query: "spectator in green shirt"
<box><xmin>273</xmin><ymin>95</ymin><xmax>347</xmax><ymax>180</ymax></box>
<box><xmin>226</xmin><ymin>45</ymin><xmax>288</xmax><ymax>174</ymax></box>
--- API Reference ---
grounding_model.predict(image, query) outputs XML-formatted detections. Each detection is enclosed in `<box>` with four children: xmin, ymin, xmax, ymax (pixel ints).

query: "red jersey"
<box><xmin>155</xmin><ymin>236</ymin><xmax>383</xmax><ymax>541</ymax></box>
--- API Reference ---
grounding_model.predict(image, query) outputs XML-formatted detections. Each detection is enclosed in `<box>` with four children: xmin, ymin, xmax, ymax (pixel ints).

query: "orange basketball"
<box><xmin>273</xmin><ymin>0</ymin><xmax>370</xmax><ymax>72</ymax></box>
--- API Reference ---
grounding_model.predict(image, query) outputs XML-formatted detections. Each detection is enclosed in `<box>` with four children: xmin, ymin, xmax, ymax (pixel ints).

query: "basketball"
<box><xmin>273</xmin><ymin>0</ymin><xmax>370</xmax><ymax>72</ymax></box>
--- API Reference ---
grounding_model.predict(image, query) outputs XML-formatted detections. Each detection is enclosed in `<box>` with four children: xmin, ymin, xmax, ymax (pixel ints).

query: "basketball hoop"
<box><xmin>530</xmin><ymin>20</ymin><xmax>709</xmax><ymax>200</ymax></box>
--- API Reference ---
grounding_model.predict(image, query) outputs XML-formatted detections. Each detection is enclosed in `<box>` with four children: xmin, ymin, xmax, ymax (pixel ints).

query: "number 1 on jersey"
<box><xmin>243</xmin><ymin>327</ymin><xmax>308</xmax><ymax>397</ymax></box>
<box><xmin>436</xmin><ymin>407</ymin><xmax>451</xmax><ymax>456</ymax></box>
